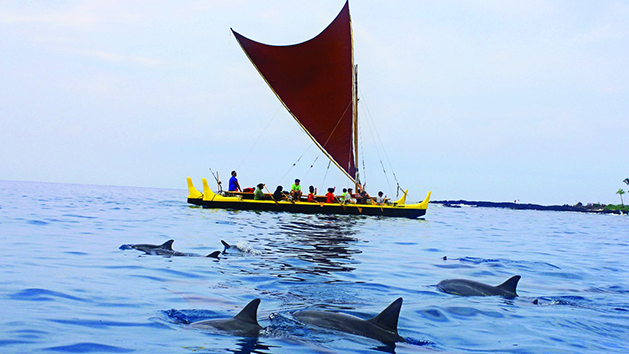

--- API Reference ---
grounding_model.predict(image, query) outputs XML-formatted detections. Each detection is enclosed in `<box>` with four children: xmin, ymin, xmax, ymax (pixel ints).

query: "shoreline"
<box><xmin>430</xmin><ymin>200</ymin><xmax>628</xmax><ymax>215</ymax></box>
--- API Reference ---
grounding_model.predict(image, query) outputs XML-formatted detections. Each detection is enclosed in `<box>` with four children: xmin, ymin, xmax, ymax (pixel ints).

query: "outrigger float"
<box><xmin>187</xmin><ymin>1</ymin><xmax>431</xmax><ymax>219</ymax></box>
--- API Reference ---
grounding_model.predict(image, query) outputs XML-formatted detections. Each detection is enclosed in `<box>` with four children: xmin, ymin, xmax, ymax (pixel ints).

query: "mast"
<box><xmin>353</xmin><ymin>64</ymin><xmax>360</xmax><ymax>191</ymax></box>
<box><xmin>350</xmin><ymin>2</ymin><xmax>359</xmax><ymax>190</ymax></box>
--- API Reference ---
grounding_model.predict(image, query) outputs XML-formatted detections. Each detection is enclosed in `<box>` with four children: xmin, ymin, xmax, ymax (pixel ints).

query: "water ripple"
<box><xmin>10</xmin><ymin>288</ymin><xmax>90</xmax><ymax>302</ymax></box>
<box><xmin>2</xmin><ymin>181</ymin><xmax>628</xmax><ymax>353</ymax></box>
<box><xmin>42</xmin><ymin>343</ymin><xmax>134</xmax><ymax>353</ymax></box>
<box><xmin>49</xmin><ymin>319</ymin><xmax>163</xmax><ymax>329</ymax></box>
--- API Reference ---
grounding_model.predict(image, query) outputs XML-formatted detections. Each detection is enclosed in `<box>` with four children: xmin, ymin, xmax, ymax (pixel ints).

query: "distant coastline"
<box><xmin>431</xmin><ymin>200</ymin><xmax>628</xmax><ymax>215</ymax></box>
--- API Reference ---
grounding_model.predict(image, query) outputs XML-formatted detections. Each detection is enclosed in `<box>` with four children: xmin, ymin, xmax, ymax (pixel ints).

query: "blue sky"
<box><xmin>1</xmin><ymin>0</ymin><xmax>627</xmax><ymax>205</ymax></box>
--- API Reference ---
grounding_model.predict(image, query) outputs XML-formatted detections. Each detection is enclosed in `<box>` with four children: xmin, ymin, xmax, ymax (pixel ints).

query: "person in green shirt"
<box><xmin>254</xmin><ymin>183</ymin><xmax>265</xmax><ymax>200</ymax></box>
<box><xmin>290</xmin><ymin>179</ymin><xmax>302</xmax><ymax>200</ymax></box>
<box><xmin>340</xmin><ymin>188</ymin><xmax>348</xmax><ymax>203</ymax></box>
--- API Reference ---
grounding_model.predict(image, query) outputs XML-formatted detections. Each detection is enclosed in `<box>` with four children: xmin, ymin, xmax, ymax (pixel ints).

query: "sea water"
<box><xmin>0</xmin><ymin>180</ymin><xmax>627</xmax><ymax>353</ymax></box>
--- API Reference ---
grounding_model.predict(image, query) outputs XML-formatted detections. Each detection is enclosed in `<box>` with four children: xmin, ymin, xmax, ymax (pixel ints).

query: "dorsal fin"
<box><xmin>207</xmin><ymin>251</ymin><xmax>221</xmax><ymax>259</ymax></box>
<box><xmin>221</xmin><ymin>240</ymin><xmax>231</xmax><ymax>249</ymax></box>
<box><xmin>161</xmin><ymin>240</ymin><xmax>175</xmax><ymax>250</ymax></box>
<box><xmin>496</xmin><ymin>275</ymin><xmax>521</xmax><ymax>296</ymax></box>
<box><xmin>233</xmin><ymin>299</ymin><xmax>261</xmax><ymax>325</ymax></box>
<box><xmin>367</xmin><ymin>298</ymin><xmax>402</xmax><ymax>334</ymax></box>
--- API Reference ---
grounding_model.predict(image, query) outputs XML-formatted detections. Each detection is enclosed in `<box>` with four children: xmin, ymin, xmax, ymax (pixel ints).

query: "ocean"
<box><xmin>1</xmin><ymin>180</ymin><xmax>627</xmax><ymax>353</ymax></box>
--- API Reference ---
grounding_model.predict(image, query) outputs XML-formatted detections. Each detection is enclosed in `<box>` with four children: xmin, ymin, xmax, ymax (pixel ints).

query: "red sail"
<box><xmin>232</xmin><ymin>1</ymin><xmax>357</xmax><ymax>180</ymax></box>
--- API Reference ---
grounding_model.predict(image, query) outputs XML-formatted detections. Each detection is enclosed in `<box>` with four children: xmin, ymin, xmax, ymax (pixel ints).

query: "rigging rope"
<box><xmin>359</xmin><ymin>91</ymin><xmax>397</xmax><ymax>196</ymax></box>
<box><xmin>320</xmin><ymin>160</ymin><xmax>332</xmax><ymax>193</ymax></box>
<box><xmin>303</xmin><ymin>155</ymin><xmax>320</xmax><ymax>180</ymax></box>
<box><xmin>358</xmin><ymin>106</ymin><xmax>367</xmax><ymax>188</ymax></box>
<box><xmin>276</xmin><ymin>144</ymin><xmax>312</xmax><ymax>186</ymax></box>
<box><xmin>236</xmin><ymin>106</ymin><xmax>282</xmax><ymax>171</ymax></box>
<box><xmin>285</xmin><ymin>99</ymin><xmax>355</xmax><ymax>183</ymax></box>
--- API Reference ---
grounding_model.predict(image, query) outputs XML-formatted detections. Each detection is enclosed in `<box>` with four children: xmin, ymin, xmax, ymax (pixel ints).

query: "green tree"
<box><xmin>617</xmin><ymin>188</ymin><xmax>626</xmax><ymax>206</ymax></box>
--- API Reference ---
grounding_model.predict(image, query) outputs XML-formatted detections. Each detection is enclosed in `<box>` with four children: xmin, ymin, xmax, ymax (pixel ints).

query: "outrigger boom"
<box><xmin>187</xmin><ymin>177</ymin><xmax>431</xmax><ymax>219</ymax></box>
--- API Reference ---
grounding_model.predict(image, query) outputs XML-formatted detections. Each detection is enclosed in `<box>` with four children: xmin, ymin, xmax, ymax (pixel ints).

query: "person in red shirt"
<box><xmin>307</xmin><ymin>185</ymin><xmax>317</xmax><ymax>202</ymax></box>
<box><xmin>325</xmin><ymin>187</ymin><xmax>336</xmax><ymax>203</ymax></box>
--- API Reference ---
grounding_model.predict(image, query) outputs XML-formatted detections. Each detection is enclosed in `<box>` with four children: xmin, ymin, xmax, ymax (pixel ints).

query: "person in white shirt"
<box><xmin>376</xmin><ymin>191</ymin><xmax>388</xmax><ymax>205</ymax></box>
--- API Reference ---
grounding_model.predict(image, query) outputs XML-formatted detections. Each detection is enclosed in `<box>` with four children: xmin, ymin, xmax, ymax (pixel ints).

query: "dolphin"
<box><xmin>191</xmin><ymin>299</ymin><xmax>263</xmax><ymax>337</ymax></box>
<box><xmin>120</xmin><ymin>240</ymin><xmax>221</xmax><ymax>258</ymax></box>
<box><xmin>221</xmin><ymin>240</ymin><xmax>260</xmax><ymax>255</ymax></box>
<box><xmin>221</xmin><ymin>240</ymin><xmax>238</xmax><ymax>253</ymax></box>
<box><xmin>293</xmin><ymin>298</ymin><xmax>405</xmax><ymax>343</ymax></box>
<box><xmin>221</xmin><ymin>240</ymin><xmax>261</xmax><ymax>255</ymax></box>
<box><xmin>437</xmin><ymin>275</ymin><xmax>521</xmax><ymax>298</ymax></box>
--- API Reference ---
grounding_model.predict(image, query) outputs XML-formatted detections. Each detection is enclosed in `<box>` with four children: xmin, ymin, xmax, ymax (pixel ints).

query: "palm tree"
<box><xmin>617</xmin><ymin>188</ymin><xmax>625</xmax><ymax>206</ymax></box>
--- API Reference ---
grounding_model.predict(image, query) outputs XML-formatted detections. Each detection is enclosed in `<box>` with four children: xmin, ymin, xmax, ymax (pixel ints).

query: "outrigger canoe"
<box><xmin>187</xmin><ymin>178</ymin><xmax>430</xmax><ymax>219</ymax></box>
<box><xmin>186</xmin><ymin>1</ymin><xmax>431</xmax><ymax>219</ymax></box>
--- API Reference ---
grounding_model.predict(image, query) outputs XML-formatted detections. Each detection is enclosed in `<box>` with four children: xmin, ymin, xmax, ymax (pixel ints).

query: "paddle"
<box><xmin>263</xmin><ymin>185</ymin><xmax>279</xmax><ymax>205</ymax></box>
<box><xmin>283</xmin><ymin>191</ymin><xmax>296</xmax><ymax>204</ymax></box>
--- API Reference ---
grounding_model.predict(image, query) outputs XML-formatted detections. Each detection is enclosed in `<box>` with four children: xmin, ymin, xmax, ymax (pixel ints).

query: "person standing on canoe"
<box><xmin>229</xmin><ymin>171</ymin><xmax>242</xmax><ymax>192</ymax></box>
<box><xmin>290</xmin><ymin>179</ymin><xmax>302</xmax><ymax>200</ymax></box>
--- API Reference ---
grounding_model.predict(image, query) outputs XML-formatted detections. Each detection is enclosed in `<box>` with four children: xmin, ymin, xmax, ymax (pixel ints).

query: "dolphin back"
<box><xmin>161</xmin><ymin>240</ymin><xmax>175</xmax><ymax>250</ymax></box>
<box><xmin>191</xmin><ymin>298</ymin><xmax>262</xmax><ymax>336</ymax></box>
<box><xmin>293</xmin><ymin>299</ymin><xmax>406</xmax><ymax>343</ymax></box>
<box><xmin>233</xmin><ymin>299</ymin><xmax>261</xmax><ymax>326</ymax></box>
<box><xmin>368</xmin><ymin>297</ymin><xmax>403</xmax><ymax>336</ymax></box>
<box><xmin>438</xmin><ymin>276</ymin><xmax>521</xmax><ymax>298</ymax></box>
<box><xmin>495</xmin><ymin>275</ymin><xmax>520</xmax><ymax>297</ymax></box>
<box><xmin>207</xmin><ymin>251</ymin><xmax>221</xmax><ymax>258</ymax></box>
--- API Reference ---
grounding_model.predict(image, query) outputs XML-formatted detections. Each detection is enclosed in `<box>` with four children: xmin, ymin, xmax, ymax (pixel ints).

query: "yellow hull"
<box><xmin>186</xmin><ymin>178</ymin><xmax>430</xmax><ymax>219</ymax></box>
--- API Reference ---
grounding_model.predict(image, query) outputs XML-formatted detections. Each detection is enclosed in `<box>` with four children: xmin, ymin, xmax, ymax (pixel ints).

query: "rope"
<box><xmin>358</xmin><ymin>107</ymin><xmax>367</xmax><ymax>187</ymax></box>
<box><xmin>237</xmin><ymin>106</ymin><xmax>282</xmax><ymax>171</ymax></box>
<box><xmin>303</xmin><ymin>155</ymin><xmax>319</xmax><ymax>180</ymax></box>
<box><xmin>282</xmin><ymin>99</ymin><xmax>355</xmax><ymax>184</ymax></box>
<box><xmin>360</xmin><ymin>92</ymin><xmax>395</xmax><ymax>195</ymax></box>
<box><xmin>320</xmin><ymin>160</ymin><xmax>332</xmax><ymax>193</ymax></box>
<box><xmin>276</xmin><ymin>144</ymin><xmax>312</xmax><ymax>186</ymax></box>
<box><xmin>321</xmin><ymin>100</ymin><xmax>353</xmax><ymax>149</ymax></box>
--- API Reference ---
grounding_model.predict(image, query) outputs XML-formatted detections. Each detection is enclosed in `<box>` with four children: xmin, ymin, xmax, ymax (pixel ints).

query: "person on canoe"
<box><xmin>229</xmin><ymin>171</ymin><xmax>242</xmax><ymax>192</ymax></box>
<box><xmin>344</xmin><ymin>188</ymin><xmax>355</xmax><ymax>204</ymax></box>
<box><xmin>307</xmin><ymin>186</ymin><xmax>317</xmax><ymax>202</ymax></box>
<box><xmin>290</xmin><ymin>179</ymin><xmax>302</xmax><ymax>200</ymax></box>
<box><xmin>254</xmin><ymin>183</ymin><xmax>265</xmax><ymax>200</ymax></box>
<box><xmin>273</xmin><ymin>186</ymin><xmax>286</xmax><ymax>201</ymax></box>
<box><xmin>357</xmin><ymin>189</ymin><xmax>371</xmax><ymax>204</ymax></box>
<box><xmin>325</xmin><ymin>187</ymin><xmax>336</xmax><ymax>203</ymax></box>
<box><xmin>376</xmin><ymin>191</ymin><xmax>388</xmax><ymax>205</ymax></box>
